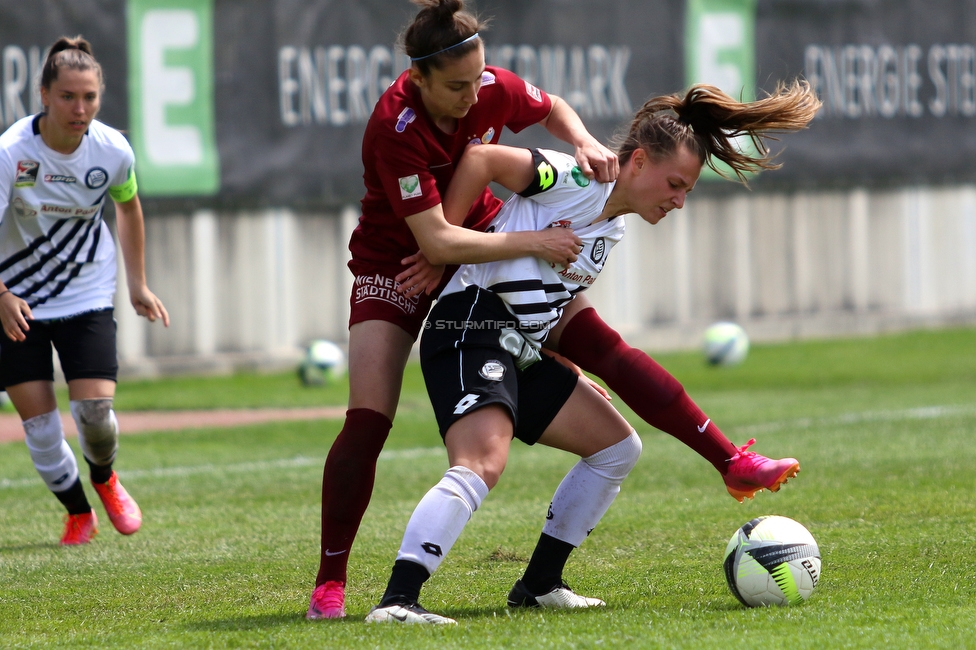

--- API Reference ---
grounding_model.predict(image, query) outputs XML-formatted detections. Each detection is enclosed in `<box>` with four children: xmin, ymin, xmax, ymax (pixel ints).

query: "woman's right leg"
<box><xmin>309</xmin><ymin>320</ymin><xmax>414</xmax><ymax>617</ymax></box>
<box><xmin>366</xmin><ymin>405</ymin><xmax>512</xmax><ymax>625</ymax></box>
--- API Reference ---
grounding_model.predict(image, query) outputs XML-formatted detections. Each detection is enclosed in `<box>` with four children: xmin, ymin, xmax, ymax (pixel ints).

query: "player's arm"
<box><xmin>539</xmin><ymin>95</ymin><xmax>619</xmax><ymax>183</ymax></box>
<box><xmin>441</xmin><ymin>145</ymin><xmax>536</xmax><ymax>226</ymax></box>
<box><xmin>0</xmin><ymin>158</ymin><xmax>32</xmax><ymax>341</ymax></box>
<box><xmin>404</xmin><ymin>201</ymin><xmax>580</xmax><ymax>267</ymax></box>
<box><xmin>406</xmin><ymin>145</ymin><xmax>581</xmax><ymax>267</ymax></box>
<box><xmin>113</xmin><ymin>189</ymin><xmax>170</xmax><ymax>327</ymax></box>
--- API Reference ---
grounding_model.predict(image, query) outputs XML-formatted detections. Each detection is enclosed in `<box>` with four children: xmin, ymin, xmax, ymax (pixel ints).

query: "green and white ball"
<box><xmin>724</xmin><ymin>515</ymin><xmax>821</xmax><ymax>607</ymax></box>
<box><xmin>299</xmin><ymin>340</ymin><xmax>347</xmax><ymax>386</ymax></box>
<box><xmin>703</xmin><ymin>321</ymin><xmax>749</xmax><ymax>366</ymax></box>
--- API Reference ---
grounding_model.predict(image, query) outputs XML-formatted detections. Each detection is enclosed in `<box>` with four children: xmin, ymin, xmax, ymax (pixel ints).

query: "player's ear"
<box><xmin>632</xmin><ymin>147</ymin><xmax>646</xmax><ymax>172</ymax></box>
<box><xmin>408</xmin><ymin>66</ymin><xmax>426</xmax><ymax>90</ymax></box>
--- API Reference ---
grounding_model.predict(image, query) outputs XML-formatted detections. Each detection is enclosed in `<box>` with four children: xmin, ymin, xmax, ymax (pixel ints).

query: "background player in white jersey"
<box><xmin>0</xmin><ymin>37</ymin><xmax>169</xmax><ymax>546</ymax></box>
<box><xmin>366</xmin><ymin>81</ymin><xmax>819</xmax><ymax>624</ymax></box>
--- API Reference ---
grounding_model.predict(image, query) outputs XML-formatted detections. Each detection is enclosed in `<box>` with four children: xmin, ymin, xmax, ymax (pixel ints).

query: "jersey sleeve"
<box><xmin>106</xmin><ymin>128</ymin><xmax>138</xmax><ymax>202</ymax></box>
<box><xmin>519</xmin><ymin>149</ymin><xmax>587</xmax><ymax>202</ymax></box>
<box><xmin>492</xmin><ymin>68</ymin><xmax>553</xmax><ymax>134</ymax></box>
<box><xmin>0</xmin><ymin>148</ymin><xmax>12</xmax><ymax>221</ymax></box>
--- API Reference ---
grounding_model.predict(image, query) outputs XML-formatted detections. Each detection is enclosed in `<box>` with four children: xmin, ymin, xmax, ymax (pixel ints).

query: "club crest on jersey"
<box><xmin>482</xmin><ymin>127</ymin><xmax>495</xmax><ymax>143</ymax></box>
<box><xmin>15</xmin><ymin>160</ymin><xmax>39</xmax><ymax>187</ymax></box>
<box><xmin>398</xmin><ymin>174</ymin><xmax>423</xmax><ymax>199</ymax></box>
<box><xmin>479</xmin><ymin>360</ymin><xmax>506</xmax><ymax>382</ymax></box>
<box><xmin>524</xmin><ymin>81</ymin><xmax>542</xmax><ymax>102</ymax></box>
<box><xmin>395</xmin><ymin>107</ymin><xmax>416</xmax><ymax>133</ymax></box>
<box><xmin>85</xmin><ymin>167</ymin><xmax>109</xmax><ymax>189</ymax></box>
<box><xmin>590</xmin><ymin>237</ymin><xmax>606</xmax><ymax>263</ymax></box>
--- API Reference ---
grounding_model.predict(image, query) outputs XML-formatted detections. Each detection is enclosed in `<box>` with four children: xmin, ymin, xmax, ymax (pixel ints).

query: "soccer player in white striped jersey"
<box><xmin>0</xmin><ymin>37</ymin><xmax>169</xmax><ymax>546</ymax></box>
<box><xmin>367</xmin><ymin>81</ymin><xmax>819</xmax><ymax>623</ymax></box>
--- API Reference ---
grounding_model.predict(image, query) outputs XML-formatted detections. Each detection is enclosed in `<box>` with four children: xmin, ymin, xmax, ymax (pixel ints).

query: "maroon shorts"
<box><xmin>347</xmin><ymin>259</ymin><xmax>434</xmax><ymax>340</ymax></box>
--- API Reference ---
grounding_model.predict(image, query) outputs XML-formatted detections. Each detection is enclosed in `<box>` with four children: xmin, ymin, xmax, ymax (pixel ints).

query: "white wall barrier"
<box><xmin>114</xmin><ymin>185</ymin><xmax>976</xmax><ymax>376</ymax></box>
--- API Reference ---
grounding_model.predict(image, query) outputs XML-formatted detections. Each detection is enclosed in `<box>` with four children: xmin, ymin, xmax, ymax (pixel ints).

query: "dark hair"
<box><xmin>40</xmin><ymin>35</ymin><xmax>103</xmax><ymax>90</ymax></box>
<box><xmin>402</xmin><ymin>0</ymin><xmax>487</xmax><ymax>75</ymax></box>
<box><xmin>614</xmin><ymin>80</ymin><xmax>821</xmax><ymax>183</ymax></box>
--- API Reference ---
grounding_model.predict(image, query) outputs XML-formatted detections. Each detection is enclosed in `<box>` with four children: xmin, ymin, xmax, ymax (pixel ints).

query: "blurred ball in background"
<box><xmin>299</xmin><ymin>340</ymin><xmax>347</xmax><ymax>386</ymax></box>
<box><xmin>703</xmin><ymin>322</ymin><xmax>749</xmax><ymax>366</ymax></box>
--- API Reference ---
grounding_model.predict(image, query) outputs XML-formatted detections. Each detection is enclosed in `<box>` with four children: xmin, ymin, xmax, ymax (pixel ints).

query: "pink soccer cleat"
<box><xmin>60</xmin><ymin>511</ymin><xmax>98</xmax><ymax>546</ymax></box>
<box><xmin>91</xmin><ymin>472</ymin><xmax>142</xmax><ymax>535</ymax></box>
<box><xmin>724</xmin><ymin>438</ymin><xmax>800</xmax><ymax>502</ymax></box>
<box><xmin>307</xmin><ymin>581</ymin><xmax>346</xmax><ymax>620</ymax></box>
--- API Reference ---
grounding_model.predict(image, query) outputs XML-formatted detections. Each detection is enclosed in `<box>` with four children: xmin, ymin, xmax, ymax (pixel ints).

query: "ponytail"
<box><xmin>40</xmin><ymin>35</ymin><xmax>103</xmax><ymax>90</ymax></box>
<box><xmin>615</xmin><ymin>80</ymin><xmax>821</xmax><ymax>183</ymax></box>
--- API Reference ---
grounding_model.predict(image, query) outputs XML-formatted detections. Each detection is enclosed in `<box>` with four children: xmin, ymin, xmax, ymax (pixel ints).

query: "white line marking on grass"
<box><xmin>735</xmin><ymin>404</ymin><xmax>976</xmax><ymax>436</ymax></box>
<box><xmin>0</xmin><ymin>447</ymin><xmax>444</xmax><ymax>491</ymax></box>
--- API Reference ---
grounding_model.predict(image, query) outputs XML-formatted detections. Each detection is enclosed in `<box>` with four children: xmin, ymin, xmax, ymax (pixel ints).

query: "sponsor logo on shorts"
<box><xmin>395</xmin><ymin>107</ymin><xmax>416</xmax><ymax>133</ymax></box>
<box><xmin>15</xmin><ymin>160</ymin><xmax>39</xmax><ymax>187</ymax></box>
<box><xmin>590</xmin><ymin>237</ymin><xmax>606</xmax><ymax>263</ymax></box>
<box><xmin>353</xmin><ymin>273</ymin><xmax>420</xmax><ymax>314</ymax></box>
<box><xmin>479</xmin><ymin>360</ymin><xmax>505</xmax><ymax>381</ymax></box>
<box><xmin>454</xmin><ymin>393</ymin><xmax>480</xmax><ymax>414</ymax></box>
<box><xmin>524</xmin><ymin>80</ymin><xmax>542</xmax><ymax>102</ymax></box>
<box><xmin>398</xmin><ymin>174</ymin><xmax>422</xmax><ymax>200</ymax></box>
<box><xmin>85</xmin><ymin>167</ymin><xmax>109</xmax><ymax>189</ymax></box>
<box><xmin>44</xmin><ymin>174</ymin><xmax>77</xmax><ymax>183</ymax></box>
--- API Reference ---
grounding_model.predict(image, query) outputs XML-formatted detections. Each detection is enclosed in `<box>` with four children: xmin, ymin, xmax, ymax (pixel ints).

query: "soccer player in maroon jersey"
<box><xmin>309</xmin><ymin>0</ymin><xmax>800</xmax><ymax>619</ymax></box>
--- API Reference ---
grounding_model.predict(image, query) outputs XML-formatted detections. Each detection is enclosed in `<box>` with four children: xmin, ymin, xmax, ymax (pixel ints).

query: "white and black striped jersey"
<box><xmin>0</xmin><ymin>115</ymin><xmax>137</xmax><ymax>319</ymax></box>
<box><xmin>441</xmin><ymin>148</ymin><xmax>625</xmax><ymax>346</ymax></box>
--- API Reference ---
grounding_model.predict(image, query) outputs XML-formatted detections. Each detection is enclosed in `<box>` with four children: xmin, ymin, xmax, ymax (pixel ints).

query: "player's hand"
<box><xmin>396</xmin><ymin>251</ymin><xmax>445</xmax><ymax>298</ymax></box>
<box><xmin>534</xmin><ymin>227</ymin><xmax>584</xmax><ymax>267</ymax></box>
<box><xmin>0</xmin><ymin>290</ymin><xmax>32</xmax><ymax>342</ymax></box>
<box><xmin>574</xmin><ymin>139</ymin><xmax>619</xmax><ymax>183</ymax></box>
<box><xmin>130</xmin><ymin>285</ymin><xmax>170</xmax><ymax>326</ymax></box>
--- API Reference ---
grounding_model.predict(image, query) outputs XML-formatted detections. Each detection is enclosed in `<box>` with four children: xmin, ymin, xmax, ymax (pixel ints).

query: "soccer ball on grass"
<box><xmin>723</xmin><ymin>515</ymin><xmax>821</xmax><ymax>607</ymax></box>
<box><xmin>299</xmin><ymin>340</ymin><xmax>347</xmax><ymax>386</ymax></box>
<box><xmin>703</xmin><ymin>321</ymin><xmax>749</xmax><ymax>366</ymax></box>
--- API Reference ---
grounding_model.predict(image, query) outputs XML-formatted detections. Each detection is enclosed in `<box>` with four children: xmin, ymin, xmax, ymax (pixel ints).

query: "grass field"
<box><xmin>2</xmin><ymin>327</ymin><xmax>975</xmax><ymax>649</ymax></box>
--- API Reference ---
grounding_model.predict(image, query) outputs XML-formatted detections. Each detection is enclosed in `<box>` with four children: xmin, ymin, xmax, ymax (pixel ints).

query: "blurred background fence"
<box><xmin>3</xmin><ymin>0</ymin><xmax>975</xmax><ymax>375</ymax></box>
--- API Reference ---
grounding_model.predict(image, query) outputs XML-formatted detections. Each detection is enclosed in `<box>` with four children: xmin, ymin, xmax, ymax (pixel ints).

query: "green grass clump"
<box><xmin>2</xmin><ymin>327</ymin><xmax>975</xmax><ymax>649</ymax></box>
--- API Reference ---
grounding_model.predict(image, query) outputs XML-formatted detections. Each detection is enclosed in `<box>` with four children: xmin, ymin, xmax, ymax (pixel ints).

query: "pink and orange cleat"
<box><xmin>91</xmin><ymin>472</ymin><xmax>142</xmax><ymax>535</ymax></box>
<box><xmin>724</xmin><ymin>438</ymin><xmax>800</xmax><ymax>502</ymax></box>
<box><xmin>60</xmin><ymin>511</ymin><xmax>98</xmax><ymax>546</ymax></box>
<box><xmin>307</xmin><ymin>581</ymin><xmax>346</xmax><ymax>620</ymax></box>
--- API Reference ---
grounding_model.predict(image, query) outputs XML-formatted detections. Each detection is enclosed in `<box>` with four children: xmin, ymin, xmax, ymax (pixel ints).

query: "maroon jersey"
<box><xmin>349</xmin><ymin>66</ymin><xmax>552</xmax><ymax>265</ymax></box>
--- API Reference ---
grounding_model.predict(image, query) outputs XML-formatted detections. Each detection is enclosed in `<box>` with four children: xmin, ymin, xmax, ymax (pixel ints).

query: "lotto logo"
<box><xmin>454</xmin><ymin>394</ymin><xmax>480</xmax><ymax>414</ymax></box>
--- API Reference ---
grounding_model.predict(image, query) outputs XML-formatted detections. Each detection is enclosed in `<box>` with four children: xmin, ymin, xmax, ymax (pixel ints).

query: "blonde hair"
<box><xmin>615</xmin><ymin>80</ymin><xmax>822</xmax><ymax>183</ymax></box>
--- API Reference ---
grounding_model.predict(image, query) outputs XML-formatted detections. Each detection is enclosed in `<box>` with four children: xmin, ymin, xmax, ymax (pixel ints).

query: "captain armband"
<box><xmin>519</xmin><ymin>149</ymin><xmax>559</xmax><ymax>198</ymax></box>
<box><xmin>108</xmin><ymin>168</ymin><xmax>138</xmax><ymax>203</ymax></box>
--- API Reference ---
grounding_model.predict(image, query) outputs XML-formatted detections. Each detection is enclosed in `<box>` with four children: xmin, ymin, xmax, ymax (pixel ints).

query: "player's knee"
<box><xmin>585</xmin><ymin>429</ymin><xmax>642</xmax><ymax>481</ymax></box>
<box><xmin>23</xmin><ymin>410</ymin><xmax>65</xmax><ymax>454</ymax></box>
<box><xmin>70</xmin><ymin>398</ymin><xmax>118</xmax><ymax>466</ymax></box>
<box><xmin>23</xmin><ymin>409</ymin><xmax>79</xmax><ymax>491</ymax></box>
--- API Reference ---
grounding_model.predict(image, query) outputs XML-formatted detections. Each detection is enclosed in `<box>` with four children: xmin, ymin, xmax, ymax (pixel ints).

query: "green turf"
<box><xmin>2</xmin><ymin>327</ymin><xmax>975</xmax><ymax>648</ymax></box>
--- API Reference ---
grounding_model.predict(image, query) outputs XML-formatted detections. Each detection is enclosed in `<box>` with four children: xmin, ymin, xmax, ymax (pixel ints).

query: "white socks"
<box><xmin>396</xmin><ymin>466</ymin><xmax>490</xmax><ymax>575</ymax></box>
<box><xmin>543</xmin><ymin>430</ymin><xmax>642</xmax><ymax>546</ymax></box>
<box><xmin>23</xmin><ymin>409</ymin><xmax>78</xmax><ymax>492</ymax></box>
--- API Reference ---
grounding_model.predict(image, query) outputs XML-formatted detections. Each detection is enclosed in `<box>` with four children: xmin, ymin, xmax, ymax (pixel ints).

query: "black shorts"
<box><xmin>420</xmin><ymin>287</ymin><xmax>578</xmax><ymax>445</ymax></box>
<box><xmin>0</xmin><ymin>308</ymin><xmax>118</xmax><ymax>388</ymax></box>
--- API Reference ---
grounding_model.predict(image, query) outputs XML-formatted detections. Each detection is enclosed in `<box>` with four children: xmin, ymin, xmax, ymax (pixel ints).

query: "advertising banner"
<box><xmin>1</xmin><ymin>0</ymin><xmax>974</xmax><ymax>206</ymax></box>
